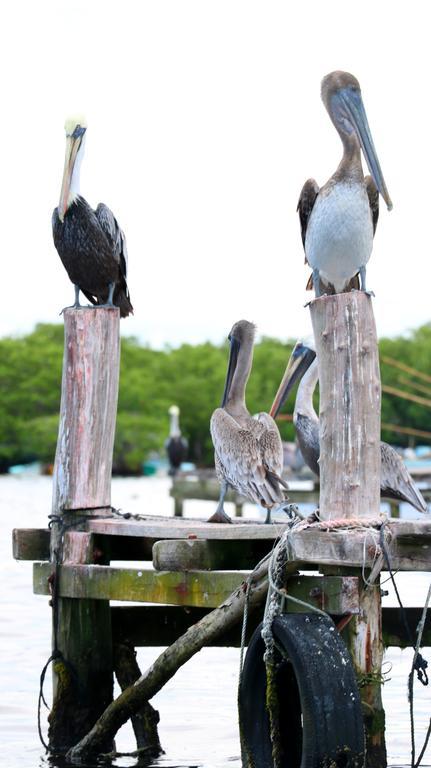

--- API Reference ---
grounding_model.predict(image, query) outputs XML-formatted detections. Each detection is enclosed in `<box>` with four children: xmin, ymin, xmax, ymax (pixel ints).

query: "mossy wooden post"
<box><xmin>49</xmin><ymin>307</ymin><xmax>120</xmax><ymax>752</ymax></box>
<box><xmin>310</xmin><ymin>292</ymin><xmax>386</xmax><ymax>768</ymax></box>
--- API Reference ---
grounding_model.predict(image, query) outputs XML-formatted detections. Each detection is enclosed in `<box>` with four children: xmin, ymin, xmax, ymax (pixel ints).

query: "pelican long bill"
<box><xmin>221</xmin><ymin>335</ymin><xmax>240</xmax><ymax>407</ymax></box>
<box><xmin>336</xmin><ymin>87</ymin><xmax>392</xmax><ymax>211</ymax></box>
<box><xmin>58</xmin><ymin>125</ymin><xmax>87</xmax><ymax>222</ymax></box>
<box><xmin>270</xmin><ymin>343</ymin><xmax>316</xmax><ymax>419</ymax></box>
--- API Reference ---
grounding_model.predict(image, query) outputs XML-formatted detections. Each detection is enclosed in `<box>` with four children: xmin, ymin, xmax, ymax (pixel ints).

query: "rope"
<box><xmin>378</xmin><ymin>521</ymin><xmax>430</xmax><ymax>768</ymax></box>
<box><xmin>410</xmin><ymin>582</ymin><xmax>431</xmax><ymax>768</ymax></box>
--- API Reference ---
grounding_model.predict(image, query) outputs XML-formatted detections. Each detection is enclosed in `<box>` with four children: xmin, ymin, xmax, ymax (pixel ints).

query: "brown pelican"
<box><xmin>165</xmin><ymin>405</ymin><xmax>188</xmax><ymax>476</ymax></box>
<box><xmin>209</xmin><ymin>320</ymin><xmax>289</xmax><ymax>524</ymax></box>
<box><xmin>52</xmin><ymin>118</ymin><xmax>133</xmax><ymax>317</ymax></box>
<box><xmin>299</xmin><ymin>71</ymin><xmax>392</xmax><ymax>296</ymax></box>
<box><xmin>270</xmin><ymin>342</ymin><xmax>428</xmax><ymax>514</ymax></box>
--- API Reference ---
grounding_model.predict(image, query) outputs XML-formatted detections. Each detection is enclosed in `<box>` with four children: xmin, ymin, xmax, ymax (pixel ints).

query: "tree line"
<box><xmin>1</xmin><ymin>322</ymin><xmax>431</xmax><ymax>474</ymax></box>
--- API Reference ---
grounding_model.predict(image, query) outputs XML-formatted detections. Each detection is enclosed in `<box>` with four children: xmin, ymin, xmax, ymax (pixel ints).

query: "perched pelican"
<box><xmin>299</xmin><ymin>71</ymin><xmax>392</xmax><ymax>296</ymax></box>
<box><xmin>209</xmin><ymin>320</ymin><xmax>289</xmax><ymax>524</ymax></box>
<box><xmin>270</xmin><ymin>342</ymin><xmax>428</xmax><ymax>514</ymax></box>
<box><xmin>52</xmin><ymin>118</ymin><xmax>133</xmax><ymax>317</ymax></box>
<box><xmin>165</xmin><ymin>405</ymin><xmax>188</xmax><ymax>476</ymax></box>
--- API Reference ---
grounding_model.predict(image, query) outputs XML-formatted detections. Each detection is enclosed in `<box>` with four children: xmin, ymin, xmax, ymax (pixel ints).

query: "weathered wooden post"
<box><xmin>310</xmin><ymin>291</ymin><xmax>386</xmax><ymax>768</ymax></box>
<box><xmin>49</xmin><ymin>307</ymin><xmax>120</xmax><ymax>752</ymax></box>
<box><xmin>310</xmin><ymin>291</ymin><xmax>381</xmax><ymax>520</ymax></box>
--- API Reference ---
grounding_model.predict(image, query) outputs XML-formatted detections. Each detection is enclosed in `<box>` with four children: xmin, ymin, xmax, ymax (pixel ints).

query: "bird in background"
<box><xmin>52</xmin><ymin>118</ymin><xmax>133</xmax><ymax>317</ymax></box>
<box><xmin>270</xmin><ymin>341</ymin><xmax>428</xmax><ymax>515</ymax></box>
<box><xmin>209</xmin><ymin>320</ymin><xmax>290</xmax><ymax>524</ymax></box>
<box><xmin>165</xmin><ymin>405</ymin><xmax>188</xmax><ymax>476</ymax></box>
<box><xmin>298</xmin><ymin>71</ymin><xmax>392</xmax><ymax>297</ymax></box>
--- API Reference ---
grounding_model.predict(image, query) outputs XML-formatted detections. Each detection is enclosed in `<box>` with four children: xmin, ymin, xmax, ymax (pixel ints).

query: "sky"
<box><xmin>1</xmin><ymin>1</ymin><xmax>430</xmax><ymax>348</ymax></box>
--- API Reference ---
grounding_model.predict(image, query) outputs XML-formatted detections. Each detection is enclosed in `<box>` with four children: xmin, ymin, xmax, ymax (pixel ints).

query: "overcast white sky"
<box><xmin>1</xmin><ymin>1</ymin><xmax>429</xmax><ymax>347</ymax></box>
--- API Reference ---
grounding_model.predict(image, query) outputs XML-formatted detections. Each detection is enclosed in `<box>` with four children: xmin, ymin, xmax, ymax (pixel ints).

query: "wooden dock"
<box><xmin>12</xmin><ymin>299</ymin><xmax>431</xmax><ymax>767</ymax></box>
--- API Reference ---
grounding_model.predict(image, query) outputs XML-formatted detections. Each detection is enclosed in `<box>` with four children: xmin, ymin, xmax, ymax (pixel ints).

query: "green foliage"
<box><xmin>1</xmin><ymin>321</ymin><xmax>431</xmax><ymax>473</ymax></box>
<box><xmin>379</xmin><ymin>323</ymin><xmax>431</xmax><ymax>446</ymax></box>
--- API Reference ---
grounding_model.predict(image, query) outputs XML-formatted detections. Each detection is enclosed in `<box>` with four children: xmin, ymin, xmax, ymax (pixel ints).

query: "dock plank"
<box><xmin>33</xmin><ymin>563</ymin><xmax>247</xmax><ymax>607</ymax></box>
<box><xmin>88</xmin><ymin>516</ymin><xmax>290</xmax><ymax>540</ymax></box>
<box><xmin>111</xmin><ymin>605</ymin><xmax>431</xmax><ymax>648</ymax></box>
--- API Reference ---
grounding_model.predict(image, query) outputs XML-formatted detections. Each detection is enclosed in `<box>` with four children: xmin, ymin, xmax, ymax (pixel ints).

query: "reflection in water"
<box><xmin>1</xmin><ymin>475</ymin><xmax>430</xmax><ymax>767</ymax></box>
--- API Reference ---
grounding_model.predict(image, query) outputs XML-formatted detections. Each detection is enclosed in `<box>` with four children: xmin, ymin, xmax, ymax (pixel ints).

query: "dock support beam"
<box><xmin>49</xmin><ymin>307</ymin><xmax>120</xmax><ymax>752</ymax></box>
<box><xmin>345</xmin><ymin>573</ymin><xmax>386</xmax><ymax>768</ymax></box>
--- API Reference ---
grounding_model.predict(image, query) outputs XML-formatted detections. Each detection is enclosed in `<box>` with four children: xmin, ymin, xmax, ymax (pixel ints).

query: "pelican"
<box><xmin>299</xmin><ymin>71</ymin><xmax>392</xmax><ymax>296</ymax></box>
<box><xmin>270</xmin><ymin>342</ymin><xmax>428</xmax><ymax>514</ymax></box>
<box><xmin>52</xmin><ymin>118</ymin><xmax>133</xmax><ymax>317</ymax></box>
<box><xmin>165</xmin><ymin>405</ymin><xmax>188</xmax><ymax>476</ymax></box>
<box><xmin>209</xmin><ymin>320</ymin><xmax>289</xmax><ymax>524</ymax></box>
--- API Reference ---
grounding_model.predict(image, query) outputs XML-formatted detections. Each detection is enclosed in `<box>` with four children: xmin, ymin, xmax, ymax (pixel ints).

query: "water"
<box><xmin>1</xmin><ymin>475</ymin><xmax>430</xmax><ymax>767</ymax></box>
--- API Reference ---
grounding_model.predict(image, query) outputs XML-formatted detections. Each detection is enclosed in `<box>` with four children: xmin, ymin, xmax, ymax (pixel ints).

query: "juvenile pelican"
<box><xmin>209</xmin><ymin>320</ymin><xmax>289</xmax><ymax>524</ymax></box>
<box><xmin>299</xmin><ymin>71</ymin><xmax>392</xmax><ymax>296</ymax></box>
<box><xmin>165</xmin><ymin>405</ymin><xmax>188</xmax><ymax>476</ymax></box>
<box><xmin>270</xmin><ymin>342</ymin><xmax>428</xmax><ymax>514</ymax></box>
<box><xmin>52</xmin><ymin>118</ymin><xmax>133</xmax><ymax>317</ymax></box>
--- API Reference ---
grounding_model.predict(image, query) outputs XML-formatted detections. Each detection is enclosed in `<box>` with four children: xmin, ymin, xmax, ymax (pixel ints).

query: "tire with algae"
<box><xmin>238</xmin><ymin>613</ymin><xmax>365</xmax><ymax>768</ymax></box>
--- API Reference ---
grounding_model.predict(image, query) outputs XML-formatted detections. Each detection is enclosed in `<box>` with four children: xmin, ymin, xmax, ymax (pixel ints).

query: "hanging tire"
<box><xmin>238</xmin><ymin>613</ymin><xmax>365</xmax><ymax>768</ymax></box>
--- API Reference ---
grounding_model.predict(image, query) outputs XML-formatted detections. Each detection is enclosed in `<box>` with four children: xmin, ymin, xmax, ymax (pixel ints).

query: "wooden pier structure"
<box><xmin>12</xmin><ymin>297</ymin><xmax>431</xmax><ymax>767</ymax></box>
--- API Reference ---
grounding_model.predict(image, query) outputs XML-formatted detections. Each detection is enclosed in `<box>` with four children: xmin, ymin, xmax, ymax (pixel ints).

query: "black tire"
<box><xmin>238</xmin><ymin>613</ymin><xmax>365</xmax><ymax>768</ymax></box>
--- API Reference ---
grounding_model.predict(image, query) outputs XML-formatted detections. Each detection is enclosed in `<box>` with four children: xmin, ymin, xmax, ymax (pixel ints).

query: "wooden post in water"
<box><xmin>310</xmin><ymin>292</ymin><xmax>386</xmax><ymax>768</ymax></box>
<box><xmin>49</xmin><ymin>307</ymin><xmax>120</xmax><ymax>752</ymax></box>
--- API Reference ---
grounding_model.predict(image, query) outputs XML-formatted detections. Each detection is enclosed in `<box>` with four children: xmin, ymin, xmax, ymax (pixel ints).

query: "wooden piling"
<box><xmin>310</xmin><ymin>292</ymin><xmax>385</xmax><ymax>767</ymax></box>
<box><xmin>344</xmin><ymin>573</ymin><xmax>386</xmax><ymax>768</ymax></box>
<box><xmin>49</xmin><ymin>307</ymin><xmax>120</xmax><ymax>753</ymax></box>
<box><xmin>310</xmin><ymin>292</ymin><xmax>381</xmax><ymax>521</ymax></box>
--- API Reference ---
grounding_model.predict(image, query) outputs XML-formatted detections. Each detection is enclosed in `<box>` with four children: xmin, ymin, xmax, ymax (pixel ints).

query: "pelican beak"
<box><xmin>338</xmin><ymin>87</ymin><xmax>392</xmax><ymax>211</ymax></box>
<box><xmin>58</xmin><ymin>126</ymin><xmax>86</xmax><ymax>222</ymax></box>
<box><xmin>270</xmin><ymin>343</ymin><xmax>316</xmax><ymax>419</ymax></box>
<box><xmin>221</xmin><ymin>336</ymin><xmax>240</xmax><ymax>408</ymax></box>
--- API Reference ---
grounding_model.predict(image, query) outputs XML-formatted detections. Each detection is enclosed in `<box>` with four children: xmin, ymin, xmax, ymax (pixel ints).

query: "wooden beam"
<box><xmin>382</xmin><ymin>384</ymin><xmax>431</xmax><ymax>409</ymax></box>
<box><xmin>397</xmin><ymin>376</ymin><xmax>431</xmax><ymax>399</ymax></box>
<box><xmin>33</xmin><ymin>563</ymin><xmax>247</xmax><ymax>607</ymax></box>
<box><xmin>111</xmin><ymin>606</ymin><xmax>431</xmax><ymax>648</ymax></box>
<box><xmin>381</xmin><ymin>423</ymin><xmax>431</xmax><ymax>441</ymax></box>
<box><xmin>286</xmin><ymin>522</ymin><xmax>431</xmax><ymax>572</ymax></box>
<box><xmin>88</xmin><ymin>516</ymin><xmax>291</xmax><ymax>540</ymax></box>
<box><xmin>382</xmin><ymin>607</ymin><xmax>431</xmax><ymax>649</ymax></box>
<box><xmin>12</xmin><ymin>528</ymin><xmax>155</xmax><ymax>562</ymax></box>
<box><xmin>153</xmin><ymin>538</ymin><xmax>275</xmax><ymax>571</ymax></box>
<box><xmin>381</xmin><ymin>356</ymin><xmax>431</xmax><ymax>385</ymax></box>
<box><xmin>310</xmin><ymin>292</ymin><xmax>381</xmax><ymax>520</ymax></box>
<box><xmin>12</xmin><ymin>528</ymin><xmax>50</xmax><ymax>560</ymax></box>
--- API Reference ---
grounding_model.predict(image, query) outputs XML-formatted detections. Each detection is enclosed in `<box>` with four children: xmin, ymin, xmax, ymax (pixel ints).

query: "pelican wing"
<box><xmin>95</xmin><ymin>203</ymin><xmax>129</xmax><ymax>281</ymax></box>
<box><xmin>297</xmin><ymin>178</ymin><xmax>320</xmax><ymax>252</ymax></box>
<box><xmin>365</xmin><ymin>175</ymin><xmax>379</xmax><ymax>235</ymax></box>
<box><xmin>255</xmin><ymin>412</ymin><xmax>284</xmax><ymax>476</ymax></box>
<box><xmin>210</xmin><ymin>409</ymin><xmax>285</xmax><ymax>507</ymax></box>
<box><xmin>380</xmin><ymin>442</ymin><xmax>427</xmax><ymax>514</ymax></box>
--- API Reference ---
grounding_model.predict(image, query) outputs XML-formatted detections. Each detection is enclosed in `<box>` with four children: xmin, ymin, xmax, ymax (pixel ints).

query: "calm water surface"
<box><xmin>1</xmin><ymin>475</ymin><xmax>430</xmax><ymax>767</ymax></box>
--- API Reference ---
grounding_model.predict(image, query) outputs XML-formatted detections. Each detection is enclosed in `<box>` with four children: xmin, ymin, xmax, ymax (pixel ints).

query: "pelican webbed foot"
<box><xmin>358</xmin><ymin>266</ymin><xmax>375</xmax><ymax>297</ymax></box>
<box><xmin>207</xmin><ymin>481</ymin><xmax>232</xmax><ymax>524</ymax></box>
<box><xmin>60</xmin><ymin>284</ymin><xmax>86</xmax><ymax>314</ymax></box>
<box><xmin>207</xmin><ymin>508</ymin><xmax>232</xmax><ymax>524</ymax></box>
<box><xmin>96</xmin><ymin>282</ymin><xmax>116</xmax><ymax>310</ymax></box>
